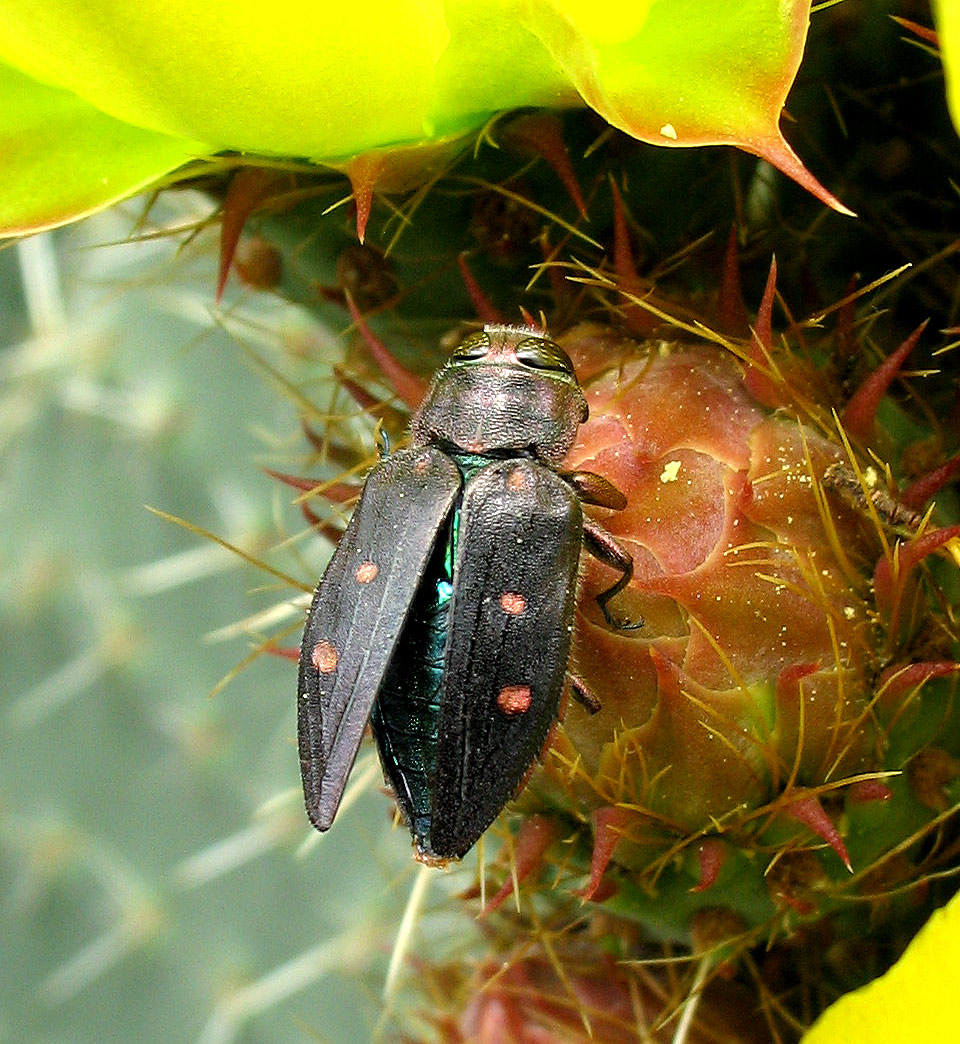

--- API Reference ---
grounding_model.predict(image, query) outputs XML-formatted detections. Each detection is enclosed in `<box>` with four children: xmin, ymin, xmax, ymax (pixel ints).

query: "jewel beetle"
<box><xmin>297</xmin><ymin>324</ymin><xmax>635</xmax><ymax>863</ymax></box>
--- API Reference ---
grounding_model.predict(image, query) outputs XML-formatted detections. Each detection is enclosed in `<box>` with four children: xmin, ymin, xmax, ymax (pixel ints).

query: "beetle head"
<box><xmin>410</xmin><ymin>325</ymin><xmax>588</xmax><ymax>465</ymax></box>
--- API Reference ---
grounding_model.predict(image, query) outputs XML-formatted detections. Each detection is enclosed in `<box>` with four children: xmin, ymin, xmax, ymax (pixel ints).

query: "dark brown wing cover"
<box><xmin>297</xmin><ymin>447</ymin><xmax>460</xmax><ymax>830</ymax></box>
<box><xmin>430</xmin><ymin>459</ymin><xmax>582</xmax><ymax>858</ymax></box>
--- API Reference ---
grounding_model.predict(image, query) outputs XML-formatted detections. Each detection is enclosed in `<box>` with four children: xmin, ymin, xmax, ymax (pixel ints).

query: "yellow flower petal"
<box><xmin>802</xmin><ymin>891</ymin><xmax>960</xmax><ymax>1044</ymax></box>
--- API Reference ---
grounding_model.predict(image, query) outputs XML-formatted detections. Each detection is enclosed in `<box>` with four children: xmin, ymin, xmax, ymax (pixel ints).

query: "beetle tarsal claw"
<box><xmin>603</xmin><ymin>609</ymin><xmax>645</xmax><ymax>632</ymax></box>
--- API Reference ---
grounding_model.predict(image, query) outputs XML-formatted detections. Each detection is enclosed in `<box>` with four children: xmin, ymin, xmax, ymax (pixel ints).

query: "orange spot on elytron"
<box><xmin>499</xmin><ymin>592</ymin><xmax>526</xmax><ymax>615</ymax></box>
<box><xmin>507</xmin><ymin>468</ymin><xmax>529</xmax><ymax>491</ymax></box>
<box><xmin>355</xmin><ymin>561</ymin><xmax>378</xmax><ymax>584</ymax></box>
<box><xmin>414</xmin><ymin>453</ymin><xmax>432</xmax><ymax>474</ymax></box>
<box><xmin>497</xmin><ymin>684</ymin><xmax>532</xmax><ymax>715</ymax></box>
<box><xmin>311</xmin><ymin>640</ymin><xmax>339</xmax><ymax>673</ymax></box>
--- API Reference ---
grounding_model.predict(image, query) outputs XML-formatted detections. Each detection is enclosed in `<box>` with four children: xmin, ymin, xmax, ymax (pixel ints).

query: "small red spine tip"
<box><xmin>345</xmin><ymin>154</ymin><xmax>386</xmax><ymax>244</ymax></box>
<box><xmin>343</xmin><ymin>290</ymin><xmax>428</xmax><ymax>408</ymax></box>
<box><xmin>608</xmin><ymin>178</ymin><xmax>658</xmax><ymax>336</ymax></box>
<box><xmin>891</xmin><ymin>16</ymin><xmax>939</xmax><ymax>47</ymax></box>
<box><xmin>690</xmin><ymin>838</ymin><xmax>727</xmax><ymax>893</ymax></box>
<box><xmin>782</xmin><ymin>791</ymin><xmax>852</xmax><ymax>872</ymax></box>
<box><xmin>518</xmin><ymin>306</ymin><xmax>542</xmax><ymax>330</ymax></box>
<box><xmin>334</xmin><ymin>367</ymin><xmax>382</xmax><ymax>411</ymax></box>
<box><xmin>577</xmin><ymin>806</ymin><xmax>633</xmax><ymax>902</ymax></box>
<box><xmin>263</xmin><ymin>469</ymin><xmax>360</xmax><ymax>504</ymax></box>
<box><xmin>901</xmin><ymin>454</ymin><xmax>960</xmax><ymax>512</ymax></box>
<box><xmin>609</xmin><ymin>177</ymin><xmax>639</xmax><ymax>285</ymax></box>
<box><xmin>775</xmin><ymin>891</ymin><xmax>817</xmax><ymax>916</ymax></box>
<box><xmin>874</xmin><ymin>524</ymin><xmax>960</xmax><ymax>618</ymax></box>
<box><xmin>483</xmin><ymin>815</ymin><xmax>557</xmax><ymax>914</ymax></box>
<box><xmin>847</xmin><ymin>780</ymin><xmax>894</xmax><ymax>805</ymax></box>
<box><xmin>755</xmin><ymin>256</ymin><xmax>777</xmax><ymax>352</ymax></box>
<box><xmin>878</xmin><ymin>661</ymin><xmax>960</xmax><ymax>700</ymax></box>
<box><xmin>744</xmin><ymin>257</ymin><xmax>783</xmax><ymax>408</ymax></box>
<box><xmin>456</xmin><ymin>253</ymin><xmax>503</xmax><ymax>325</ymax></box>
<box><xmin>716</xmin><ymin>226</ymin><xmax>748</xmax><ymax>335</ymax></box>
<box><xmin>218</xmin><ymin>168</ymin><xmax>285</xmax><ymax>301</ymax></box>
<box><xmin>264</xmin><ymin>468</ymin><xmax>356</xmax><ymax>535</ymax></box>
<box><xmin>775</xmin><ymin>661</ymin><xmax>821</xmax><ymax>702</ymax></box>
<box><xmin>504</xmin><ymin>112</ymin><xmax>587</xmax><ymax>219</ymax></box>
<box><xmin>750</xmin><ymin>134</ymin><xmax>855</xmax><ymax>217</ymax></box>
<box><xmin>842</xmin><ymin>320</ymin><xmax>928</xmax><ymax>443</ymax></box>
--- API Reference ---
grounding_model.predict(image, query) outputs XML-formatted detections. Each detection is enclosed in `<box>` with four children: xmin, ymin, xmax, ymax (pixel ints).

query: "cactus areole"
<box><xmin>297</xmin><ymin>325</ymin><xmax>636</xmax><ymax>862</ymax></box>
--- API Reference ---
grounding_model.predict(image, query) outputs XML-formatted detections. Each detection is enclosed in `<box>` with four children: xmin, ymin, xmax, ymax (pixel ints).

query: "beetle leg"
<box><xmin>375</xmin><ymin>421</ymin><xmax>391</xmax><ymax>458</ymax></box>
<box><xmin>582</xmin><ymin>518</ymin><xmax>643</xmax><ymax>630</ymax></box>
<box><xmin>564</xmin><ymin>469</ymin><xmax>627</xmax><ymax>511</ymax></box>
<box><xmin>566</xmin><ymin>669</ymin><xmax>602</xmax><ymax>714</ymax></box>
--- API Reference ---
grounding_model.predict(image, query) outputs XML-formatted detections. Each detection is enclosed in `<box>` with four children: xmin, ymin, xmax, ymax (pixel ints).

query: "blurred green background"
<box><xmin>0</xmin><ymin>195</ymin><xmax>454</xmax><ymax>1044</ymax></box>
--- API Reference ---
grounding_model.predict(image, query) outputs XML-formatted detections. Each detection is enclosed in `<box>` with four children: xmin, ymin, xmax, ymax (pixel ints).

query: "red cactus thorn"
<box><xmin>577</xmin><ymin>806</ymin><xmax>634</xmax><ymax>902</ymax></box>
<box><xmin>873</xmin><ymin>525</ymin><xmax>960</xmax><ymax>635</ymax></box>
<box><xmin>609</xmin><ymin>179</ymin><xmax>657</xmax><ymax>336</ymax></box>
<box><xmin>344</xmin><ymin>152</ymin><xmax>388</xmax><ymax>243</ymax></box>
<box><xmin>218</xmin><ymin>167</ymin><xmax>289</xmax><ymax>300</ymax></box>
<box><xmin>343</xmin><ymin>290</ymin><xmax>428</xmax><ymax>408</ymax></box>
<box><xmin>847</xmin><ymin>779</ymin><xmax>894</xmax><ymax>804</ymax></box>
<box><xmin>502</xmin><ymin>112</ymin><xmax>587</xmax><ymax>218</ymax></box>
<box><xmin>781</xmin><ymin>790</ymin><xmax>852</xmax><ymax>872</ymax></box>
<box><xmin>484</xmin><ymin>815</ymin><xmax>558</xmax><ymax>914</ymax></box>
<box><xmin>891</xmin><ymin>17</ymin><xmax>939</xmax><ymax>47</ymax></box>
<box><xmin>901</xmin><ymin>454</ymin><xmax>960</xmax><ymax>512</ymax></box>
<box><xmin>716</xmin><ymin>226</ymin><xmax>749</xmax><ymax>335</ymax></box>
<box><xmin>691</xmin><ymin>838</ymin><xmax>728</xmax><ymax>893</ymax></box>
<box><xmin>456</xmin><ymin>253</ymin><xmax>504</xmax><ymax>324</ymax></box>
<box><xmin>744</xmin><ymin>257</ymin><xmax>783</xmax><ymax>408</ymax></box>
<box><xmin>842</xmin><ymin>321</ymin><xmax>928</xmax><ymax>443</ymax></box>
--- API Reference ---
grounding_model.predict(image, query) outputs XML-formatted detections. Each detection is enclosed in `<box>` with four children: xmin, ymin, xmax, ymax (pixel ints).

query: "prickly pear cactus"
<box><xmin>0</xmin><ymin>202</ymin><xmax>412</xmax><ymax>1044</ymax></box>
<box><xmin>2</xmin><ymin>4</ymin><xmax>960</xmax><ymax>1044</ymax></box>
<box><xmin>232</xmin><ymin>12</ymin><xmax>960</xmax><ymax>1040</ymax></box>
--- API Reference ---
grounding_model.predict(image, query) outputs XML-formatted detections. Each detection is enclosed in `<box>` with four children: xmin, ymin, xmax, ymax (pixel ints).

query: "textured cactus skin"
<box><xmin>0</xmin><ymin>206</ymin><xmax>411</xmax><ymax>1044</ymax></box>
<box><xmin>512</xmin><ymin>326</ymin><xmax>960</xmax><ymax>938</ymax></box>
<box><xmin>3</xmin><ymin>6</ymin><xmax>960</xmax><ymax>1044</ymax></box>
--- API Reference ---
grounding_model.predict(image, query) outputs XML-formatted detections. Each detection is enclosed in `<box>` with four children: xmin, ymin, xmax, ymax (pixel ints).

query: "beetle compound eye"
<box><xmin>452</xmin><ymin>329</ymin><xmax>491</xmax><ymax>359</ymax></box>
<box><xmin>499</xmin><ymin>592</ymin><xmax>527</xmax><ymax>615</ymax></box>
<box><xmin>497</xmin><ymin>685</ymin><xmax>533</xmax><ymax>715</ymax></box>
<box><xmin>311</xmin><ymin>640</ymin><xmax>339</xmax><ymax>673</ymax></box>
<box><xmin>514</xmin><ymin>336</ymin><xmax>576</xmax><ymax>375</ymax></box>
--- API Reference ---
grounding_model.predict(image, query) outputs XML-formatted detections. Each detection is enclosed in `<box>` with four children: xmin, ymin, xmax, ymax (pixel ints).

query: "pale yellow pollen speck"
<box><xmin>843</xmin><ymin>606</ymin><xmax>856</xmax><ymax>619</ymax></box>
<box><xmin>660</xmin><ymin>123</ymin><xmax>678</xmax><ymax>140</ymax></box>
<box><xmin>660</xmin><ymin>460</ymin><xmax>682</xmax><ymax>483</ymax></box>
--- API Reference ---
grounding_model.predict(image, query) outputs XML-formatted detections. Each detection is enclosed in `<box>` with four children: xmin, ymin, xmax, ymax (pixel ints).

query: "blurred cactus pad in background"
<box><xmin>3</xmin><ymin>2</ymin><xmax>960</xmax><ymax>1043</ymax></box>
